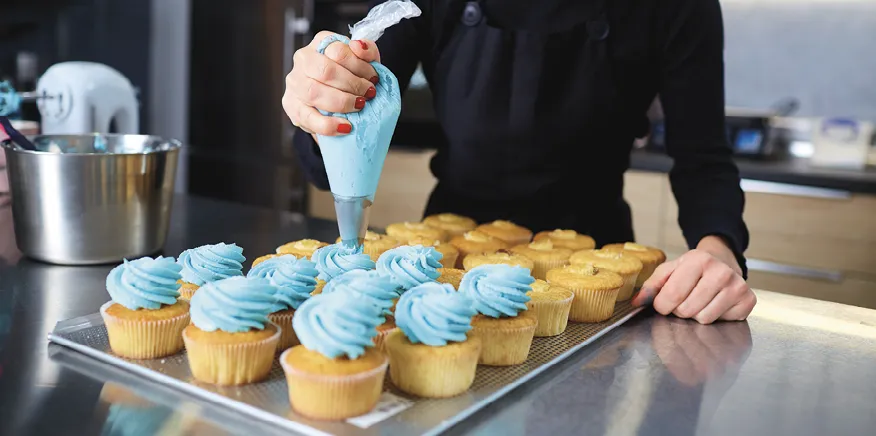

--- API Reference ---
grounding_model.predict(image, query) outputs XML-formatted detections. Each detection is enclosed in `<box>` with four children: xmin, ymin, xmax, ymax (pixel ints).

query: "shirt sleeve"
<box><xmin>658</xmin><ymin>0</ymin><xmax>750</xmax><ymax>277</ymax></box>
<box><xmin>293</xmin><ymin>0</ymin><xmax>428</xmax><ymax>191</ymax></box>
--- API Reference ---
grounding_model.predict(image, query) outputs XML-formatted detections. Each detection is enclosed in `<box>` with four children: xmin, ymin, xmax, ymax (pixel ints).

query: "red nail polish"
<box><xmin>365</xmin><ymin>86</ymin><xmax>376</xmax><ymax>99</ymax></box>
<box><xmin>337</xmin><ymin>124</ymin><xmax>352</xmax><ymax>134</ymax></box>
<box><xmin>369</xmin><ymin>76</ymin><xmax>379</xmax><ymax>84</ymax></box>
<box><xmin>354</xmin><ymin>96</ymin><xmax>366</xmax><ymax>109</ymax></box>
<box><xmin>356</xmin><ymin>40</ymin><xmax>368</xmax><ymax>50</ymax></box>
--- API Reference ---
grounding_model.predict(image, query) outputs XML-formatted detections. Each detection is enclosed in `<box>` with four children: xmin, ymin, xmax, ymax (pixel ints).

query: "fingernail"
<box><xmin>354</xmin><ymin>96</ymin><xmax>366</xmax><ymax>109</ymax></box>
<box><xmin>356</xmin><ymin>40</ymin><xmax>367</xmax><ymax>50</ymax></box>
<box><xmin>365</xmin><ymin>86</ymin><xmax>376</xmax><ymax>100</ymax></box>
<box><xmin>369</xmin><ymin>76</ymin><xmax>379</xmax><ymax>84</ymax></box>
<box><xmin>336</xmin><ymin>123</ymin><xmax>351</xmax><ymax>134</ymax></box>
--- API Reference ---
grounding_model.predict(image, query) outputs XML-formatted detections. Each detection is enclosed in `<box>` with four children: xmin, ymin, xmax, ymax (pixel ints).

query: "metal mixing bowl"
<box><xmin>1</xmin><ymin>134</ymin><xmax>181</xmax><ymax>265</ymax></box>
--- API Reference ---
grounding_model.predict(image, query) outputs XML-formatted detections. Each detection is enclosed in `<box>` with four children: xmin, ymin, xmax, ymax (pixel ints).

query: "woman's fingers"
<box><xmin>350</xmin><ymin>38</ymin><xmax>381</xmax><ymax>63</ymax></box>
<box><xmin>291</xmin><ymin>75</ymin><xmax>366</xmax><ymax>114</ymax></box>
<box><xmin>282</xmin><ymin>93</ymin><xmax>351</xmax><ymax>136</ymax></box>
<box><xmin>323</xmin><ymin>40</ymin><xmax>380</xmax><ymax>88</ymax></box>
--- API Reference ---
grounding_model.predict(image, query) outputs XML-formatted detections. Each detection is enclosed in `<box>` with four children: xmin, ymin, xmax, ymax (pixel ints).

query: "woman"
<box><xmin>282</xmin><ymin>0</ymin><xmax>756</xmax><ymax>324</ymax></box>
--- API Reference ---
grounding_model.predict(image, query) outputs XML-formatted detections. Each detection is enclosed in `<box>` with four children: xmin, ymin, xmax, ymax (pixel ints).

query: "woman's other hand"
<box><xmin>282</xmin><ymin>31</ymin><xmax>381</xmax><ymax>137</ymax></box>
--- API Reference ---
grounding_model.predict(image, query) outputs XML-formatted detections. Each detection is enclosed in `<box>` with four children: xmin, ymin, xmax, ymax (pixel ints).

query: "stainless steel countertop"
<box><xmin>2</xmin><ymin>195</ymin><xmax>875</xmax><ymax>436</ymax></box>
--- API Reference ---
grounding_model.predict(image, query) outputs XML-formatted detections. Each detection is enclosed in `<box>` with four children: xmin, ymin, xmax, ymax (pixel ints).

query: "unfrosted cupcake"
<box><xmin>183</xmin><ymin>277</ymin><xmax>281</xmax><ymax>385</ymax></box>
<box><xmin>247</xmin><ymin>255</ymin><xmax>319</xmax><ymax>351</ymax></box>
<box><xmin>436</xmin><ymin>268</ymin><xmax>465</xmax><ymax>290</ymax></box>
<box><xmin>509</xmin><ymin>239</ymin><xmax>573</xmax><ymax>279</ymax></box>
<box><xmin>476</xmin><ymin>220</ymin><xmax>533</xmax><ymax>246</ymax></box>
<box><xmin>282</xmin><ymin>292</ymin><xmax>387</xmax><ymax>420</ymax></box>
<box><xmin>569</xmin><ymin>249</ymin><xmax>643</xmax><ymax>301</ymax></box>
<box><xmin>534</xmin><ymin>229</ymin><xmax>596</xmax><ymax>250</ymax></box>
<box><xmin>176</xmin><ymin>243</ymin><xmax>245</xmax><ymax>301</ymax></box>
<box><xmin>546</xmin><ymin>264</ymin><xmax>623</xmax><ymax>323</ymax></box>
<box><xmin>601</xmin><ymin>242</ymin><xmax>667</xmax><ymax>287</ymax></box>
<box><xmin>312</xmin><ymin>243</ymin><xmax>376</xmax><ymax>294</ymax></box>
<box><xmin>322</xmin><ymin>269</ymin><xmax>402</xmax><ymax>350</ymax></box>
<box><xmin>422</xmin><ymin>213</ymin><xmax>477</xmax><ymax>237</ymax></box>
<box><xmin>460</xmin><ymin>264</ymin><xmax>536</xmax><ymax>366</ymax></box>
<box><xmin>526</xmin><ymin>279</ymin><xmax>574</xmax><ymax>337</ymax></box>
<box><xmin>449</xmin><ymin>230</ymin><xmax>510</xmax><ymax>268</ymax></box>
<box><xmin>463</xmin><ymin>250</ymin><xmax>535</xmax><ymax>273</ymax></box>
<box><xmin>251</xmin><ymin>254</ymin><xmax>280</xmax><ymax>267</ymax></box>
<box><xmin>385</xmin><ymin>221</ymin><xmax>448</xmax><ymax>243</ymax></box>
<box><xmin>335</xmin><ymin>230</ymin><xmax>401</xmax><ymax>261</ymax></box>
<box><xmin>276</xmin><ymin>239</ymin><xmax>329</xmax><ymax>259</ymax></box>
<box><xmin>101</xmin><ymin>256</ymin><xmax>190</xmax><ymax>359</ymax></box>
<box><xmin>376</xmin><ymin>245</ymin><xmax>442</xmax><ymax>292</ymax></box>
<box><xmin>386</xmin><ymin>282</ymin><xmax>480</xmax><ymax>398</ymax></box>
<box><xmin>406</xmin><ymin>236</ymin><xmax>459</xmax><ymax>269</ymax></box>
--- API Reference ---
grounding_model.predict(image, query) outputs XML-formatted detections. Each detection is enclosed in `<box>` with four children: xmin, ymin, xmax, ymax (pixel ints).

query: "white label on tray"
<box><xmin>347</xmin><ymin>392</ymin><xmax>414</xmax><ymax>428</ymax></box>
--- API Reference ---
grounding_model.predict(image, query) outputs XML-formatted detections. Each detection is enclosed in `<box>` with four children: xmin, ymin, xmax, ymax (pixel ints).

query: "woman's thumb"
<box><xmin>350</xmin><ymin>39</ymin><xmax>381</xmax><ymax>63</ymax></box>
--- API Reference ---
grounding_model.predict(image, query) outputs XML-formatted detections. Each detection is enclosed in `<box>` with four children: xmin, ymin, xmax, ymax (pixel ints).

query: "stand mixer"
<box><xmin>0</xmin><ymin>62</ymin><xmax>138</xmax><ymax>134</ymax></box>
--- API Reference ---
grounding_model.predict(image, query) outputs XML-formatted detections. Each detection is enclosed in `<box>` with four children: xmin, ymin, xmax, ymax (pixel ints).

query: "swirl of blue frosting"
<box><xmin>293</xmin><ymin>291</ymin><xmax>384</xmax><ymax>359</ymax></box>
<box><xmin>459</xmin><ymin>264</ymin><xmax>534</xmax><ymax>318</ymax></box>
<box><xmin>312</xmin><ymin>243</ymin><xmax>375</xmax><ymax>282</ymax></box>
<box><xmin>177</xmin><ymin>243</ymin><xmax>245</xmax><ymax>286</ymax></box>
<box><xmin>322</xmin><ymin>269</ymin><xmax>401</xmax><ymax>315</ymax></box>
<box><xmin>190</xmin><ymin>277</ymin><xmax>278</xmax><ymax>332</ymax></box>
<box><xmin>395</xmin><ymin>282</ymin><xmax>477</xmax><ymax>346</ymax></box>
<box><xmin>376</xmin><ymin>245</ymin><xmax>443</xmax><ymax>290</ymax></box>
<box><xmin>106</xmin><ymin>256</ymin><xmax>183</xmax><ymax>310</ymax></box>
<box><xmin>247</xmin><ymin>255</ymin><xmax>318</xmax><ymax>311</ymax></box>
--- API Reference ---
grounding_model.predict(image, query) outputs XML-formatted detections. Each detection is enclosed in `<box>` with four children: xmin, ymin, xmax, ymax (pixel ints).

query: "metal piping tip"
<box><xmin>333</xmin><ymin>194</ymin><xmax>372</xmax><ymax>249</ymax></box>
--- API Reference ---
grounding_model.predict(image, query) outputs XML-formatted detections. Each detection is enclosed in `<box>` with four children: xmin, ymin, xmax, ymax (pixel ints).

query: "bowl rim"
<box><xmin>1</xmin><ymin>134</ymin><xmax>183</xmax><ymax>156</ymax></box>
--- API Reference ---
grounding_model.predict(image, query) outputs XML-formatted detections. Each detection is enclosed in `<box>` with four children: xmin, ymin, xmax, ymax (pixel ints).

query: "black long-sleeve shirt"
<box><xmin>293</xmin><ymin>0</ymin><xmax>749</xmax><ymax>275</ymax></box>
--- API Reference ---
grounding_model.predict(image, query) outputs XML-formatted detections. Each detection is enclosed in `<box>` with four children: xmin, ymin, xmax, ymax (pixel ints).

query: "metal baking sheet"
<box><xmin>48</xmin><ymin>301</ymin><xmax>643</xmax><ymax>436</ymax></box>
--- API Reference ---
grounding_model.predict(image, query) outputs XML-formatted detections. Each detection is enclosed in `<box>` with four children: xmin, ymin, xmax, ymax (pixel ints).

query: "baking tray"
<box><xmin>48</xmin><ymin>301</ymin><xmax>643</xmax><ymax>436</ymax></box>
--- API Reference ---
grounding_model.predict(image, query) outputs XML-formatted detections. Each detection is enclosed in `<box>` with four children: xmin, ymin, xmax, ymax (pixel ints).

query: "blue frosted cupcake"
<box><xmin>183</xmin><ymin>276</ymin><xmax>280</xmax><ymax>385</ymax></box>
<box><xmin>281</xmin><ymin>291</ymin><xmax>388</xmax><ymax>420</ymax></box>
<box><xmin>100</xmin><ymin>256</ymin><xmax>190</xmax><ymax>359</ymax></box>
<box><xmin>311</xmin><ymin>243</ymin><xmax>376</xmax><ymax>294</ymax></box>
<box><xmin>177</xmin><ymin>242</ymin><xmax>245</xmax><ymax>300</ymax></box>
<box><xmin>385</xmin><ymin>282</ymin><xmax>481</xmax><ymax>397</ymax></box>
<box><xmin>322</xmin><ymin>269</ymin><xmax>402</xmax><ymax>349</ymax></box>
<box><xmin>376</xmin><ymin>245</ymin><xmax>442</xmax><ymax>292</ymax></box>
<box><xmin>460</xmin><ymin>264</ymin><xmax>537</xmax><ymax>366</ymax></box>
<box><xmin>247</xmin><ymin>255</ymin><xmax>319</xmax><ymax>351</ymax></box>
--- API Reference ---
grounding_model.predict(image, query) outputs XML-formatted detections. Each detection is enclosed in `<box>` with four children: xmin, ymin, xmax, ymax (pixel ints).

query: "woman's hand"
<box><xmin>282</xmin><ymin>31</ymin><xmax>382</xmax><ymax>137</ymax></box>
<box><xmin>631</xmin><ymin>236</ymin><xmax>757</xmax><ymax>324</ymax></box>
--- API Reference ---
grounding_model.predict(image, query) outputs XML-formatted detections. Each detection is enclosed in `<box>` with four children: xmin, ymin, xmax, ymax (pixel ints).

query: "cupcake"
<box><xmin>463</xmin><ymin>250</ymin><xmax>535</xmax><ymax>273</ymax></box>
<box><xmin>601</xmin><ymin>242</ymin><xmax>667</xmax><ymax>287</ymax></box>
<box><xmin>546</xmin><ymin>264</ymin><xmax>623</xmax><ymax>323</ymax></box>
<box><xmin>460</xmin><ymin>264</ymin><xmax>537</xmax><ymax>366</ymax></box>
<box><xmin>569</xmin><ymin>249</ymin><xmax>643</xmax><ymax>301</ymax></box>
<box><xmin>386</xmin><ymin>282</ymin><xmax>480</xmax><ymax>398</ymax></box>
<box><xmin>406</xmin><ymin>236</ymin><xmax>460</xmax><ymax>269</ymax></box>
<box><xmin>510</xmin><ymin>239</ymin><xmax>573</xmax><ymax>280</ymax></box>
<box><xmin>533</xmin><ymin>229</ymin><xmax>596</xmax><ymax>250</ymax></box>
<box><xmin>312</xmin><ymin>243</ymin><xmax>376</xmax><ymax>283</ymax></box>
<box><xmin>276</xmin><ymin>239</ymin><xmax>329</xmax><ymax>259</ymax></box>
<box><xmin>436</xmin><ymin>268</ymin><xmax>465</xmax><ymax>290</ymax></box>
<box><xmin>526</xmin><ymin>280</ymin><xmax>574</xmax><ymax>337</ymax></box>
<box><xmin>335</xmin><ymin>231</ymin><xmax>401</xmax><ymax>261</ymax></box>
<box><xmin>183</xmin><ymin>277</ymin><xmax>281</xmax><ymax>385</ymax></box>
<box><xmin>376</xmin><ymin>245</ymin><xmax>442</xmax><ymax>292</ymax></box>
<box><xmin>449</xmin><ymin>230</ymin><xmax>510</xmax><ymax>268</ymax></box>
<box><xmin>251</xmin><ymin>254</ymin><xmax>280</xmax><ymax>267</ymax></box>
<box><xmin>422</xmin><ymin>213</ymin><xmax>477</xmax><ymax>237</ymax></box>
<box><xmin>177</xmin><ymin>243</ymin><xmax>245</xmax><ymax>301</ymax></box>
<box><xmin>322</xmin><ymin>269</ymin><xmax>402</xmax><ymax>350</ymax></box>
<box><xmin>247</xmin><ymin>255</ymin><xmax>319</xmax><ymax>351</ymax></box>
<box><xmin>476</xmin><ymin>220</ymin><xmax>533</xmax><ymax>246</ymax></box>
<box><xmin>101</xmin><ymin>256</ymin><xmax>190</xmax><ymax>359</ymax></box>
<box><xmin>282</xmin><ymin>292</ymin><xmax>388</xmax><ymax>420</ymax></box>
<box><xmin>385</xmin><ymin>221</ymin><xmax>448</xmax><ymax>243</ymax></box>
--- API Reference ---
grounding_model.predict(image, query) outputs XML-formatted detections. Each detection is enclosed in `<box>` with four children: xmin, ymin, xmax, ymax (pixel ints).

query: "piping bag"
<box><xmin>316</xmin><ymin>0</ymin><xmax>421</xmax><ymax>249</ymax></box>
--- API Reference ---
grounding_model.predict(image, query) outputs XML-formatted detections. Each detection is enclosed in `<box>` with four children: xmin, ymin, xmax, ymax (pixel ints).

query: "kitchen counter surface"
<box><xmin>2</xmin><ymin>195</ymin><xmax>876</xmax><ymax>436</ymax></box>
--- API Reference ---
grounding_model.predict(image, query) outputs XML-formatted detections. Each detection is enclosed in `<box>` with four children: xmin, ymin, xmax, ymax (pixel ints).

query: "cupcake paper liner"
<box><xmin>616</xmin><ymin>271</ymin><xmax>640</xmax><ymax>302</ymax></box>
<box><xmin>567</xmin><ymin>287</ymin><xmax>620</xmax><ymax>323</ymax></box>
<box><xmin>385</xmin><ymin>331</ymin><xmax>481</xmax><ymax>398</ymax></box>
<box><xmin>636</xmin><ymin>262</ymin><xmax>658</xmax><ymax>288</ymax></box>
<box><xmin>177</xmin><ymin>282</ymin><xmax>200</xmax><ymax>301</ymax></box>
<box><xmin>280</xmin><ymin>349</ymin><xmax>388</xmax><ymax>420</ymax></box>
<box><xmin>373</xmin><ymin>327</ymin><xmax>397</xmax><ymax>352</ymax></box>
<box><xmin>182</xmin><ymin>324</ymin><xmax>281</xmax><ymax>385</ymax></box>
<box><xmin>439</xmin><ymin>251</ymin><xmax>459</xmax><ymax>270</ymax></box>
<box><xmin>526</xmin><ymin>293</ymin><xmax>574</xmax><ymax>337</ymax></box>
<box><xmin>100</xmin><ymin>301</ymin><xmax>190</xmax><ymax>359</ymax></box>
<box><xmin>470</xmin><ymin>317</ymin><xmax>537</xmax><ymax>366</ymax></box>
<box><xmin>531</xmin><ymin>258</ymin><xmax>570</xmax><ymax>281</ymax></box>
<box><xmin>267</xmin><ymin>310</ymin><xmax>299</xmax><ymax>352</ymax></box>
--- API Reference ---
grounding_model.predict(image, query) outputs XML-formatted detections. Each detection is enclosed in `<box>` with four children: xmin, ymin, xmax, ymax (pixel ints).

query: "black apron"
<box><xmin>423</xmin><ymin>0</ymin><xmax>635</xmax><ymax>246</ymax></box>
